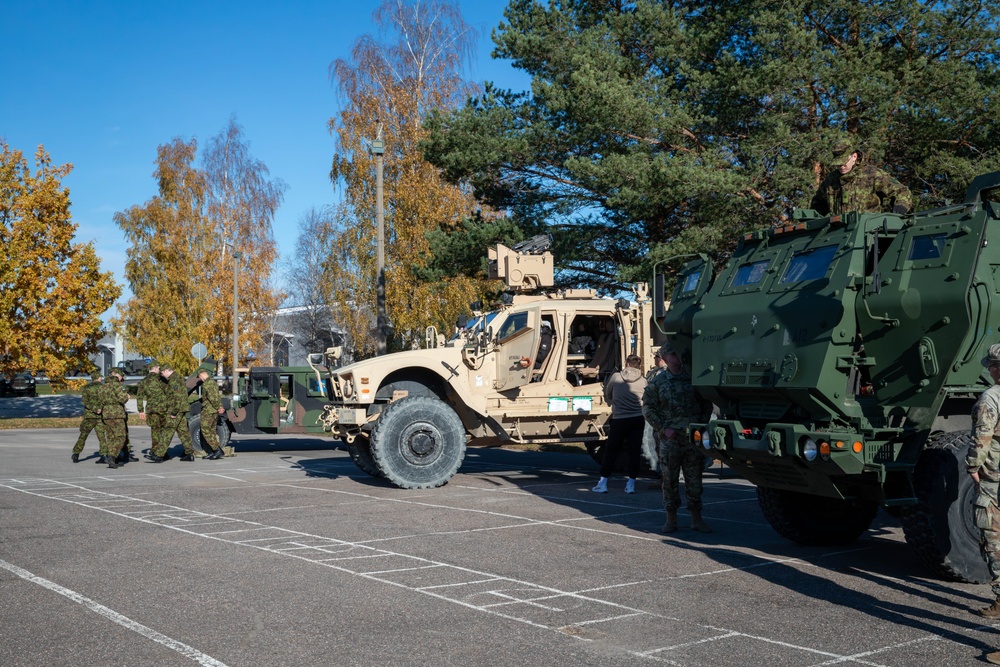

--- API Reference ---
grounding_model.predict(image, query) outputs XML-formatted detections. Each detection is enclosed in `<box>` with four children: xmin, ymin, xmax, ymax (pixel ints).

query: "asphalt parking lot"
<box><xmin>2</xmin><ymin>425</ymin><xmax>1000</xmax><ymax>666</ymax></box>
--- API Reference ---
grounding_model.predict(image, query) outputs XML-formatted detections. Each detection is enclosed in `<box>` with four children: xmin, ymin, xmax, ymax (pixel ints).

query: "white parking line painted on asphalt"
<box><xmin>0</xmin><ymin>477</ymin><xmax>916</xmax><ymax>663</ymax></box>
<box><xmin>0</xmin><ymin>558</ymin><xmax>230</xmax><ymax>667</ymax></box>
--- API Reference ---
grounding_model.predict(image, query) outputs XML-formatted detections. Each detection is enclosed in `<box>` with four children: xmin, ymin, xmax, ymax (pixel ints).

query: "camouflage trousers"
<box><xmin>72</xmin><ymin>417</ymin><xmax>106</xmax><ymax>455</ymax></box>
<box><xmin>154</xmin><ymin>414</ymin><xmax>194</xmax><ymax>457</ymax></box>
<box><xmin>977</xmin><ymin>479</ymin><xmax>1000</xmax><ymax>596</ymax></box>
<box><xmin>145</xmin><ymin>413</ymin><xmax>167</xmax><ymax>456</ymax></box>
<box><xmin>659</xmin><ymin>436</ymin><xmax>707</xmax><ymax>511</ymax></box>
<box><xmin>201</xmin><ymin>410</ymin><xmax>221</xmax><ymax>452</ymax></box>
<box><xmin>103</xmin><ymin>418</ymin><xmax>128</xmax><ymax>460</ymax></box>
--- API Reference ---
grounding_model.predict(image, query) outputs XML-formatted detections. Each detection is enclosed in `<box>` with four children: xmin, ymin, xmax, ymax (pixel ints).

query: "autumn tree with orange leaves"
<box><xmin>114</xmin><ymin>119</ymin><xmax>285</xmax><ymax>374</ymax></box>
<box><xmin>0</xmin><ymin>142</ymin><xmax>121</xmax><ymax>377</ymax></box>
<box><xmin>325</xmin><ymin>0</ymin><xmax>496</xmax><ymax>356</ymax></box>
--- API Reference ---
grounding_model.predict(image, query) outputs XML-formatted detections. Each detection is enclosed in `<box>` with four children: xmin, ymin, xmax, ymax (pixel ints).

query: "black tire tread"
<box><xmin>370</xmin><ymin>396</ymin><xmax>465</xmax><ymax>489</ymax></box>
<box><xmin>899</xmin><ymin>432</ymin><xmax>990</xmax><ymax>584</ymax></box>
<box><xmin>757</xmin><ymin>487</ymin><xmax>878</xmax><ymax>546</ymax></box>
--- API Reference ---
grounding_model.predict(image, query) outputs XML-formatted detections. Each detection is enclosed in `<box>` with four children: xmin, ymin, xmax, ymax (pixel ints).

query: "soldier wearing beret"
<box><xmin>968</xmin><ymin>343</ymin><xmax>1000</xmax><ymax>628</ymax></box>
<box><xmin>811</xmin><ymin>140</ymin><xmax>913</xmax><ymax>217</ymax></box>
<box><xmin>71</xmin><ymin>370</ymin><xmax>106</xmax><ymax>463</ymax></box>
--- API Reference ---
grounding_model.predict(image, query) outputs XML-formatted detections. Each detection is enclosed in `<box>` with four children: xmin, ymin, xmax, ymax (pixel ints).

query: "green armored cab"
<box><xmin>656</xmin><ymin>172</ymin><xmax>1000</xmax><ymax>583</ymax></box>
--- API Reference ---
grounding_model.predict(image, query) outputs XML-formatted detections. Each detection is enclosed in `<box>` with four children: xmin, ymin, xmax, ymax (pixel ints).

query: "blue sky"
<box><xmin>1</xmin><ymin>1</ymin><xmax>529</xmax><ymax>318</ymax></box>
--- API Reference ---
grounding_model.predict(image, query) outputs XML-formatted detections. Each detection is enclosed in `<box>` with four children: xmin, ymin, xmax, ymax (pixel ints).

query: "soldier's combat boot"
<box><xmin>180</xmin><ymin>454</ymin><xmax>195</xmax><ymax>462</ymax></box>
<box><xmin>986</xmin><ymin>649</ymin><xmax>1000</xmax><ymax>665</ymax></box>
<box><xmin>95</xmin><ymin>455</ymin><xmax>107</xmax><ymax>464</ymax></box>
<box><xmin>977</xmin><ymin>596</ymin><xmax>1000</xmax><ymax>619</ymax></box>
<box><xmin>690</xmin><ymin>508</ymin><xmax>713</xmax><ymax>533</ymax></box>
<box><xmin>662</xmin><ymin>509</ymin><xmax>678</xmax><ymax>534</ymax></box>
<box><xmin>71</xmin><ymin>453</ymin><xmax>79</xmax><ymax>463</ymax></box>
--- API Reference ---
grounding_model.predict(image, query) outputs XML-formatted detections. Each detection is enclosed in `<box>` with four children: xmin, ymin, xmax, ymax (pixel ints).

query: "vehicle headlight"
<box><xmin>802</xmin><ymin>438</ymin><xmax>818</xmax><ymax>462</ymax></box>
<box><xmin>342</xmin><ymin>378</ymin><xmax>354</xmax><ymax>398</ymax></box>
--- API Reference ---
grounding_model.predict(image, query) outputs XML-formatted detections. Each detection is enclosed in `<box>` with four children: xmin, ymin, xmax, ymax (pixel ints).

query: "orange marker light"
<box><xmin>852</xmin><ymin>441</ymin><xmax>863</xmax><ymax>453</ymax></box>
<box><xmin>819</xmin><ymin>441</ymin><xmax>831</xmax><ymax>456</ymax></box>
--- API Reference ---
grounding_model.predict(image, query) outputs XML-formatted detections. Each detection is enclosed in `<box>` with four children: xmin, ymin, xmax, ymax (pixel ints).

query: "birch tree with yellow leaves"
<box><xmin>114</xmin><ymin>120</ymin><xmax>285</xmax><ymax>374</ymax></box>
<box><xmin>326</xmin><ymin>0</ymin><xmax>495</xmax><ymax>356</ymax></box>
<box><xmin>0</xmin><ymin>142</ymin><xmax>121</xmax><ymax>377</ymax></box>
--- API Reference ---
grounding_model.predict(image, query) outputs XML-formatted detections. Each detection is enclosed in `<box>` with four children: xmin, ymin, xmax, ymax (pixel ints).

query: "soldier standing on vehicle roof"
<box><xmin>71</xmin><ymin>370</ymin><xmax>106</xmax><ymax>463</ymax></box>
<box><xmin>643</xmin><ymin>343</ymin><xmax>714</xmax><ymax>533</ymax></box>
<box><xmin>100</xmin><ymin>368</ymin><xmax>130</xmax><ymax>469</ymax></box>
<box><xmin>159</xmin><ymin>365</ymin><xmax>196</xmax><ymax>462</ymax></box>
<box><xmin>966</xmin><ymin>345</ymin><xmax>1000</xmax><ymax>634</ymax></box>
<box><xmin>810</xmin><ymin>140</ymin><xmax>913</xmax><ymax>216</ymax></box>
<box><xmin>197</xmin><ymin>368</ymin><xmax>226</xmax><ymax>460</ymax></box>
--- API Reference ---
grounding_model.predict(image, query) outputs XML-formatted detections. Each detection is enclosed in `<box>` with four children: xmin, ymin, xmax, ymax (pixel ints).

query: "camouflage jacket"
<box><xmin>81</xmin><ymin>381</ymin><xmax>103</xmax><ymax>418</ymax></box>
<box><xmin>165</xmin><ymin>373</ymin><xmax>191</xmax><ymax>416</ymax></box>
<box><xmin>137</xmin><ymin>373</ymin><xmax>168</xmax><ymax>413</ymax></box>
<box><xmin>641</xmin><ymin>369</ymin><xmax>711</xmax><ymax>434</ymax></box>
<box><xmin>200</xmin><ymin>377</ymin><xmax>223</xmax><ymax>413</ymax></box>
<box><xmin>99</xmin><ymin>381</ymin><xmax>129</xmax><ymax>420</ymax></box>
<box><xmin>967</xmin><ymin>384</ymin><xmax>1000</xmax><ymax>478</ymax></box>
<box><xmin>810</xmin><ymin>162</ymin><xmax>913</xmax><ymax>216</ymax></box>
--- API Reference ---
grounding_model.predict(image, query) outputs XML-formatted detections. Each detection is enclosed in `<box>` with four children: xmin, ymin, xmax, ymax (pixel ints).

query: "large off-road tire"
<box><xmin>369</xmin><ymin>396</ymin><xmax>466</xmax><ymax>489</ymax></box>
<box><xmin>346</xmin><ymin>438</ymin><xmax>381</xmax><ymax>478</ymax></box>
<box><xmin>757</xmin><ymin>487</ymin><xmax>878</xmax><ymax>546</ymax></box>
<box><xmin>900</xmin><ymin>432</ymin><xmax>990</xmax><ymax>583</ymax></box>
<box><xmin>187</xmin><ymin>413</ymin><xmax>232</xmax><ymax>457</ymax></box>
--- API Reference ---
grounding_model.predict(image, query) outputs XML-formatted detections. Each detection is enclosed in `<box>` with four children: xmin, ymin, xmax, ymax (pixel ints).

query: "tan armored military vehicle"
<box><xmin>318</xmin><ymin>236</ymin><xmax>662</xmax><ymax>488</ymax></box>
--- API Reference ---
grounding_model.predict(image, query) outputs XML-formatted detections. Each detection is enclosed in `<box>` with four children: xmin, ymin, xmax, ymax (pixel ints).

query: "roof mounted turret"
<box><xmin>488</xmin><ymin>234</ymin><xmax>554</xmax><ymax>292</ymax></box>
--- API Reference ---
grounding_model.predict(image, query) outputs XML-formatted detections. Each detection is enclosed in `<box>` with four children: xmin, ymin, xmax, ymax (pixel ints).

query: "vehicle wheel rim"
<box><xmin>400</xmin><ymin>423</ymin><xmax>441</xmax><ymax>466</ymax></box>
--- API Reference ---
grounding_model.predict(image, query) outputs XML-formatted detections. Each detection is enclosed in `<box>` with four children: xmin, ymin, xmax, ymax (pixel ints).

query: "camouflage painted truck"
<box><xmin>186</xmin><ymin>365</ymin><xmax>332</xmax><ymax>456</ymax></box>
<box><xmin>655</xmin><ymin>172</ymin><xmax>1000</xmax><ymax>583</ymax></box>
<box><xmin>317</xmin><ymin>237</ymin><xmax>661</xmax><ymax>489</ymax></box>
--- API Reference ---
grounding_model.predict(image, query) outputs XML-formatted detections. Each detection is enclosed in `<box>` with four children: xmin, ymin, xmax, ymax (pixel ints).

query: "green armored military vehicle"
<box><xmin>656</xmin><ymin>172</ymin><xmax>1000</xmax><ymax>583</ymax></box>
<box><xmin>318</xmin><ymin>236</ymin><xmax>662</xmax><ymax>489</ymax></box>
<box><xmin>185</xmin><ymin>365</ymin><xmax>331</xmax><ymax>456</ymax></box>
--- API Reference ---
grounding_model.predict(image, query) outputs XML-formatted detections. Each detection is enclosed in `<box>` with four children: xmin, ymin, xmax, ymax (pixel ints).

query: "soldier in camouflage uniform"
<box><xmin>160</xmin><ymin>365</ymin><xmax>196</xmax><ymax>461</ymax></box>
<box><xmin>100</xmin><ymin>368</ymin><xmax>130</xmax><ymax>469</ymax></box>
<box><xmin>197</xmin><ymin>368</ymin><xmax>226</xmax><ymax>460</ymax></box>
<box><xmin>71</xmin><ymin>370</ymin><xmax>106</xmax><ymax>463</ymax></box>
<box><xmin>138</xmin><ymin>361</ymin><xmax>170</xmax><ymax>462</ymax></box>
<box><xmin>967</xmin><ymin>344</ymin><xmax>1000</xmax><ymax>623</ymax></box>
<box><xmin>642</xmin><ymin>343</ymin><xmax>714</xmax><ymax>533</ymax></box>
<box><xmin>810</xmin><ymin>140</ymin><xmax>913</xmax><ymax>216</ymax></box>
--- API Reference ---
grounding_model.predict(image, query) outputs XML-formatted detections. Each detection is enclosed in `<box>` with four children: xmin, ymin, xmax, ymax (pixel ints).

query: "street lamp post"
<box><xmin>369</xmin><ymin>134</ymin><xmax>387</xmax><ymax>356</ymax></box>
<box><xmin>232</xmin><ymin>250</ymin><xmax>243</xmax><ymax>385</ymax></box>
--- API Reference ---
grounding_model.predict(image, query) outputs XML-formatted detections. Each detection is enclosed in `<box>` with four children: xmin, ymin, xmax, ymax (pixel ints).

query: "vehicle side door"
<box><xmin>493</xmin><ymin>308</ymin><xmax>539</xmax><ymax>391</ymax></box>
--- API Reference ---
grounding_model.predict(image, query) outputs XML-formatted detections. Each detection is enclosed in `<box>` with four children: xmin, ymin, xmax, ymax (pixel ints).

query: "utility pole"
<box><xmin>232</xmin><ymin>249</ymin><xmax>243</xmax><ymax>384</ymax></box>
<box><xmin>369</xmin><ymin>129</ymin><xmax>387</xmax><ymax>356</ymax></box>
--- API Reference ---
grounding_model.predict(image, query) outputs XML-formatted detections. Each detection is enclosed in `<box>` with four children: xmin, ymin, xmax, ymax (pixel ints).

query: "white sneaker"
<box><xmin>624</xmin><ymin>479</ymin><xmax>636</xmax><ymax>494</ymax></box>
<box><xmin>592</xmin><ymin>480</ymin><xmax>608</xmax><ymax>493</ymax></box>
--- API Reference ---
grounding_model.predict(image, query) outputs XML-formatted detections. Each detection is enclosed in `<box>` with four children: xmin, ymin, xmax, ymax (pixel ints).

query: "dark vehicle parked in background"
<box><xmin>5</xmin><ymin>371</ymin><xmax>38</xmax><ymax>397</ymax></box>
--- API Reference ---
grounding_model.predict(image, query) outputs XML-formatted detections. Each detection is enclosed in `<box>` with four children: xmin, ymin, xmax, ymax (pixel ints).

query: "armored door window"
<box><xmin>780</xmin><ymin>244</ymin><xmax>838</xmax><ymax>283</ymax></box>
<box><xmin>496</xmin><ymin>311</ymin><xmax>529</xmax><ymax>343</ymax></box>
<box><xmin>251</xmin><ymin>376</ymin><xmax>271</xmax><ymax>398</ymax></box>
<box><xmin>681</xmin><ymin>270</ymin><xmax>701</xmax><ymax>293</ymax></box>
<box><xmin>731</xmin><ymin>260</ymin><xmax>770</xmax><ymax>287</ymax></box>
<box><xmin>908</xmin><ymin>233</ymin><xmax>947</xmax><ymax>261</ymax></box>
